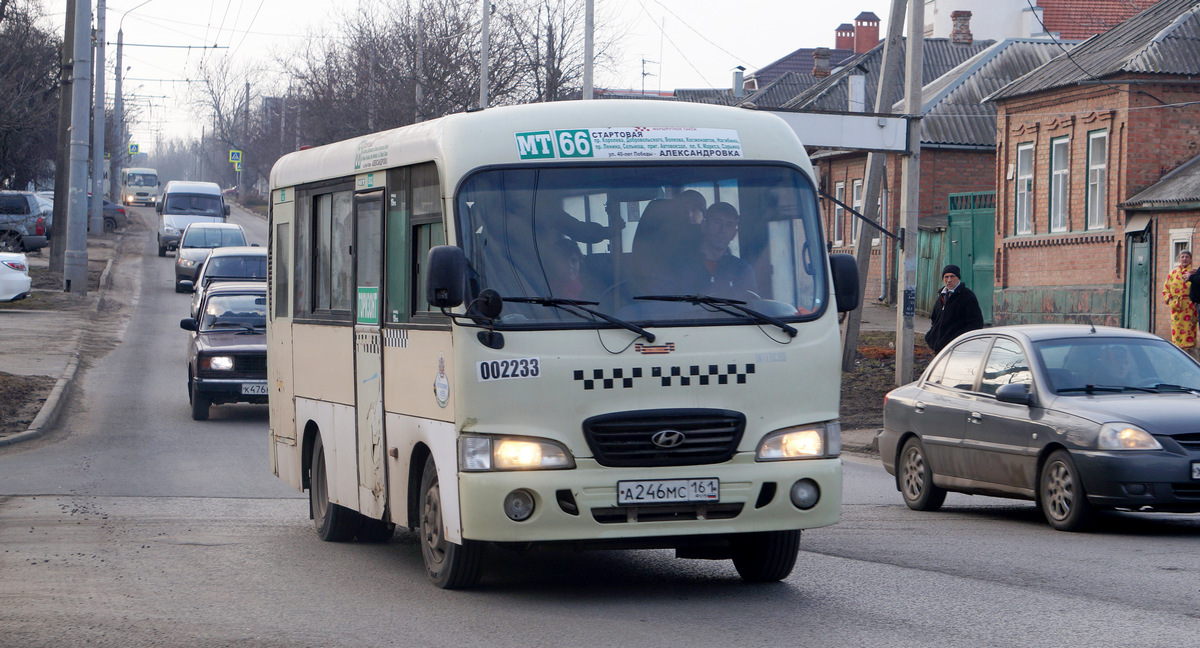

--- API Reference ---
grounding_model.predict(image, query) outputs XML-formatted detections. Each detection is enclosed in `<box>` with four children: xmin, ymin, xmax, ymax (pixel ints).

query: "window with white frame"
<box><xmin>851</xmin><ymin>179</ymin><xmax>863</xmax><ymax>244</ymax></box>
<box><xmin>1016</xmin><ymin>143</ymin><xmax>1034</xmax><ymax>235</ymax></box>
<box><xmin>833</xmin><ymin>182</ymin><xmax>845</xmax><ymax>245</ymax></box>
<box><xmin>872</xmin><ymin>190</ymin><xmax>887</xmax><ymax>246</ymax></box>
<box><xmin>1087</xmin><ymin>131</ymin><xmax>1108</xmax><ymax>229</ymax></box>
<box><xmin>1050</xmin><ymin>137</ymin><xmax>1069</xmax><ymax>233</ymax></box>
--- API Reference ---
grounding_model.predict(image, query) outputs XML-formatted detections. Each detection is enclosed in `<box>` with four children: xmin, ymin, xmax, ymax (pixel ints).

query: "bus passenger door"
<box><xmin>354</xmin><ymin>189</ymin><xmax>387</xmax><ymax>519</ymax></box>
<box><xmin>268</xmin><ymin>190</ymin><xmax>299</xmax><ymax>488</ymax></box>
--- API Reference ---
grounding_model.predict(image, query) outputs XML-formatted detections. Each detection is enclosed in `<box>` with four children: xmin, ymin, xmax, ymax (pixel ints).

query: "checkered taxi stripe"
<box><xmin>573</xmin><ymin>364</ymin><xmax>756</xmax><ymax>390</ymax></box>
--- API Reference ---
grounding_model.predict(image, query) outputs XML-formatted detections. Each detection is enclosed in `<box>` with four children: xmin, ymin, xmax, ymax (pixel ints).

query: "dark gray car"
<box><xmin>880</xmin><ymin>324</ymin><xmax>1200</xmax><ymax>531</ymax></box>
<box><xmin>0</xmin><ymin>191</ymin><xmax>50</xmax><ymax>252</ymax></box>
<box><xmin>173</xmin><ymin>222</ymin><xmax>247</xmax><ymax>291</ymax></box>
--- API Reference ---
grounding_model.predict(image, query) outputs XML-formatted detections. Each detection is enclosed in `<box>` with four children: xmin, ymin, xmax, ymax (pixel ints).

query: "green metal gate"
<box><xmin>947</xmin><ymin>192</ymin><xmax>996</xmax><ymax>324</ymax></box>
<box><xmin>1124</xmin><ymin>229</ymin><xmax>1152</xmax><ymax>331</ymax></box>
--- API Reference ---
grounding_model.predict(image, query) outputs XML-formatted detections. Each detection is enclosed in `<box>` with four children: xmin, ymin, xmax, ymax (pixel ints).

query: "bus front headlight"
<box><xmin>756</xmin><ymin>422</ymin><xmax>840</xmax><ymax>460</ymax></box>
<box><xmin>460</xmin><ymin>435</ymin><xmax>575</xmax><ymax>471</ymax></box>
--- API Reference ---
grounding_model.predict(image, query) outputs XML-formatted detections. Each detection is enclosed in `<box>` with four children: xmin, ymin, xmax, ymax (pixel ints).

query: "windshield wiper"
<box><xmin>1057</xmin><ymin>385</ymin><xmax>1129</xmax><ymax>394</ymax></box>
<box><xmin>1148</xmin><ymin>383</ymin><xmax>1200</xmax><ymax>395</ymax></box>
<box><xmin>634</xmin><ymin>294</ymin><xmax>797</xmax><ymax>338</ymax></box>
<box><xmin>503</xmin><ymin>297</ymin><xmax>655</xmax><ymax>343</ymax></box>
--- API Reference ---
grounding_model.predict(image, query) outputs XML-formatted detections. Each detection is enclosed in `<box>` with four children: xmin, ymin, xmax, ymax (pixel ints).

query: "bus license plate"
<box><xmin>617</xmin><ymin>479</ymin><xmax>719</xmax><ymax>506</ymax></box>
<box><xmin>1192</xmin><ymin>461</ymin><xmax>1200</xmax><ymax>480</ymax></box>
<box><xmin>241</xmin><ymin>383</ymin><xmax>268</xmax><ymax>395</ymax></box>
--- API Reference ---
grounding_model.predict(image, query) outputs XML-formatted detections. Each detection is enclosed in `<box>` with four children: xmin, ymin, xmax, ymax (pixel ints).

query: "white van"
<box><xmin>119</xmin><ymin>167</ymin><xmax>161</xmax><ymax>206</ymax></box>
<box><xmin>156</xmin><ymin>181</ymin><xmax>230</xmax><ymax>257</ymax></box>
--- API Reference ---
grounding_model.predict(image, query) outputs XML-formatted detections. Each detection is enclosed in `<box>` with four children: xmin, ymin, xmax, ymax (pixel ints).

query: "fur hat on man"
<box><xmin>942</xmin><ymin>264</ymin><xmax>961</xmax><ymax>279</ymax></box>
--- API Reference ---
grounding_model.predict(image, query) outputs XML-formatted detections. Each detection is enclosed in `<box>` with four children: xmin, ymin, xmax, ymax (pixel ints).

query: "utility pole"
<box><xmin>840</xmin><ymin>0</ymin><xmax>907</xmax><ymax>372</ymax></box>
<box><xmin>51</xmin><ymin>0</ymin><xmax>77</xmax><ymax>275</ymax></box>
<box><xmin>90</xmin><ymin>0</ymin><xmax>107</xmax><ymax>235</ymax></box>
<box><xmin>583</xmin><ymin>0</ymin><xmax>593</xmax><ymax>99</ymax></box>
<box><xmin>479</xmin><ymin>0</ymin><xmax>490</xmax><ymax>109</ymax></box>
<box><xmin>415</xmin><ymin>11</ymin><xmax>425</xmax><ymax>121</ymax></box>
<box><xmin>113</xmin><ymin>1</ymin><xmax>153</xmax><ymax>189</ymax></box>
<box><xmin>65</xmin><ymin>0</ymin><xmax>94</xmax><ymax>294</ymax></box>
<box><xmin>896</xmin><ymin>0</ymin><xmax>926</xmax><ymax>385</ymax></box>
<box><xmin>242</xmin><ymin>81</ymin><xmax>249</xmax><ymax>195</ymax></box>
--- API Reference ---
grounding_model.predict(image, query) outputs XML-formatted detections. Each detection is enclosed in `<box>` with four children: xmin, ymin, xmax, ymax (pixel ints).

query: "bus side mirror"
<box><xmin>829</xmin><ymin>253</ymin><xmax>860</xmax><ymax>313</ymax></box>
<box><xmin>426</xmin><ymin>245</ymin><xmax>466</xmax><ymax>308</ymax></box>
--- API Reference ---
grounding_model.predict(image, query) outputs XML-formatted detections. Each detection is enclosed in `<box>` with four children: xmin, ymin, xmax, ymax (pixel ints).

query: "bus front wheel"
<box><xmin>310</xmin><ymin>435</ymin><xmax>360</xmax><ymax>542</ymax></box>
<box><xmin>419</xmin><ymin>455</ymin><xmax>483</xmax><ymax>589</ymax></box>
<box><xmin>730</xmin><ymin>530</ymin><xmax>801</xmax><ymax>583</ymax></box>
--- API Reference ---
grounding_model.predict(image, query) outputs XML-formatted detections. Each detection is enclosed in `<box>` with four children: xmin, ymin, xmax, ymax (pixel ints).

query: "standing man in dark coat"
<box><xmin>925</xmin><ymin>264</ymin><xmax>985</xmax><ymax>353</ymax></box>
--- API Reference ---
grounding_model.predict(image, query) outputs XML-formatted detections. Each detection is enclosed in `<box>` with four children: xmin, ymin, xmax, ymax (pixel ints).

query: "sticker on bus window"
<box><xmin>514</xmin><ymin>128</ymin><xmax>742</xmax><ymax>161</ymax></box>
<box><xmin>476</xmin><ymin>358</ymin><xmax>541</xmax><ymax>382</ymax></box>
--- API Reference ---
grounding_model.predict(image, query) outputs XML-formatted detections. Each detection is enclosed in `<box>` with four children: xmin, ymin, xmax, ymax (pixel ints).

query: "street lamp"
<box><xmin>114</xmin><ymin>0</ymin><xmax>154</xmax><ymax>171</ymax></box>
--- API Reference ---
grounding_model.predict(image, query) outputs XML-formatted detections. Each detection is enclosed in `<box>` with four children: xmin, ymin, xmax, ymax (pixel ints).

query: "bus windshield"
<box><xmin>127</xmin><ymin>172</ymin><xmax>157</xmax><ymax>187</ymax></box>
<box><xmin>457</xmin><ymin>164</ymin><xmax>826</xmax><ymax>327</ymax></box>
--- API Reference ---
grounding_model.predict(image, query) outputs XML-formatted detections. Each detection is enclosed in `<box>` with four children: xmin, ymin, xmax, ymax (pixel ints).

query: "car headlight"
<box><xmin>178</xmin><ymin>258</ymin><xmax>197</xmax><ymax>268</ymax></box>
<box><xmin>757</xmin><ymin>422</ymin><xmax>841</xmax><ymax>460</ymax></box>
<box><xmin>459</xmin><ymin>435</ymin><xmax>575</xmax><ymax>471</ymax></box>
<box><xmin>1098</xmin><ymin>423</ymin><xmax>1162</xmax><ymax>450</ymax></box>
<box><xmin>202</xmin><ymin>356</ymin><xmax>234</xmax><ymax>371</ymax></box>
<box><xmin>164</xmin><ymin>226</ymin><xmax>179</xmax><ymax>235</ymax></box>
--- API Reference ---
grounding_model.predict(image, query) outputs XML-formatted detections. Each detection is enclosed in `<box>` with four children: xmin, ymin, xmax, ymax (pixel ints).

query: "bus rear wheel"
<box><xmin>419</xmin><ymin>455</ymin><xmax>483</xmax><ymax>589</ymax></box>
<box><xmin>731</xmin><ymin>530</ymin><xmax>801</xmax><ymax>582</ymax></box>
<box><xmin>310</xmin><ymin>435</ymin><xmax>360</xmax><ymax>542</ymax></box>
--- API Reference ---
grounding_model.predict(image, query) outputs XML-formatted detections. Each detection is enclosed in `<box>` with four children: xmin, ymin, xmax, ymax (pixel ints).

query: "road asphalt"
<box><xmin>0</xmin><ymin>211</ymin><xmax>926</xmax><ymax>455</ymax></box>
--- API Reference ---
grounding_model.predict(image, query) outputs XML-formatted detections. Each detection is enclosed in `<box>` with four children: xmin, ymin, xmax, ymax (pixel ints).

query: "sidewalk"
<box><xmin>0</xmin><ymin>233</ymin><xmax>120</xmax><ymax>447</ymax></box>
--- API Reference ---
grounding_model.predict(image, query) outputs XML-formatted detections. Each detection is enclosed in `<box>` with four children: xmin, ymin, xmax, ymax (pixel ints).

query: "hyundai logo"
<box><xmin>651</xmin><ymin>429</ymin><xmax>686</xmax><ymax>449</ymax></box>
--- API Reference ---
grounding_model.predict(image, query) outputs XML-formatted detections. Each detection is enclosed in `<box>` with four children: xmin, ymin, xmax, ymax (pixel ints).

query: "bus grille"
<box><xmin>591</xmin><ymin>503</ymin><xmax>743</xmax><ymax>524</ymax></box>
<box><xmin>582</xmin><ymin>409</ymin><xmax>745</xmax><ymax>467</ymax></box>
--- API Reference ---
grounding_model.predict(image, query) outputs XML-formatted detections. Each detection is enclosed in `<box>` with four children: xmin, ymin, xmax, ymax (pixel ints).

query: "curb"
<box><xmin>0</xmin><ymin>350</ymin><xmax>79</xmax><ymax>448</ymax></box>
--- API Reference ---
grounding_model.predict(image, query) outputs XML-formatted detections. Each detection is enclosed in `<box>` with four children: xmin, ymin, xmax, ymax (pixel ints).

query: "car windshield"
<box><xmin>456</xmin><ymin>164</ymin><xmax>826</xmax><ymax>327</ymax></box>
<box><xmin>200</xmin><ymin>293</ymin><xmax>266</xmax><ymax>331</ymax></box>
<box><xmin>204</xmin><ymin>255</ymin><xmax>266</xmax><ymax>280</ymax></box>
<box><xmin>182</xmin><ymin>228</ymin><xmax>246</xmax><ymax>248</ymax></box>
<box><xmin>167</xmin><ymin>193</ymin><xmax>222</xmax><ymax>216</ymax></box>
<box><xmin>1034</xmin><ymin>336</ymin><xmax>1200</xmax><ymax>393</ymax></box>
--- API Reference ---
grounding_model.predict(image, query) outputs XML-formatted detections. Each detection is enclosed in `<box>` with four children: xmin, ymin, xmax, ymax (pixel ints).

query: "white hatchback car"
<box><xmin>0</xmin><ymin>252</ymin><xmax>32</xmax><ymax>302</ymax></box>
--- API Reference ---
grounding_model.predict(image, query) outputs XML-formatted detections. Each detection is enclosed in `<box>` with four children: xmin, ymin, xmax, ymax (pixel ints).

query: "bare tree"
<box><xmin>0</xmin><ymin>0</ymin><xmax>60</xmax><ymax>189</ymax></box>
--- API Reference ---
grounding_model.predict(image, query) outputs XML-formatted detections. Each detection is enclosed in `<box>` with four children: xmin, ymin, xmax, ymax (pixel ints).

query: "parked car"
<box><xmin>183</xmin><ymin>246</ymin><xmax>266</xmax><ymax>317</ymax></box>
<box><xmin>179</xmin><ymin>281</ymin><xmax>267</xmax><ymax>421</ymax></box>
<box><xmin>173</xmin><ymin>223</ymin><xmax>247</xmax><ymax>292</ymax></box>
<box><xmin>0</xmin><ymin>252</ymin><xmax>32</xmax><ymax>302</ymax></box>
<box><xmin>0</xmin><ymin>191</ymin><xmax>51</xmax><ymax>253</ymax></box>
<box><xmin>36</xmin><ymin>192</ymin><xmax>128</xmax><ymax>234</ymax></box>
<box><xmin>157</xmin><ymin>181</ymin><xmax>229</xmax><ymax>256</ymax></box>
<box><xmin>880</xmin><ymin>324</ymin><xmax>1200</xmax><ymax>531</ymax></box>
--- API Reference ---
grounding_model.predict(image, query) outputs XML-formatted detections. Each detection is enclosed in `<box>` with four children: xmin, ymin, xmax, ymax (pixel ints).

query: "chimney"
<box><xmin>733</xmin><ymin>66</ymin><xmax>745</xmax><ymax>98</ymax></box>
<box><xmin>812</xmin><ymin>48</ymin><xmax>832</xmax><ymax>78</ymax></box>
<box><xmin>951</xmin><ymin>10</ymin><xmax>973</xmax><ymax>45</ymax></box>
<box><xmin>835</xmin><ymin>23</ymin><xmax>855</xmax><ymax>51</ymax></box>
<box><xmin>854</xmin><ymin>12</ymin><xmax>880</xmax><ymax>54</ymax></box>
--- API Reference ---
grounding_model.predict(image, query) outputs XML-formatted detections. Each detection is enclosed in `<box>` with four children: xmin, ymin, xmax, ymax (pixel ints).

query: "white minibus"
<box><xmin>118</xmin><ymin>167</ymin><xmax>160</xmax><ymax>206</ymax></box>
<box><xmin>267</xmin><ymin>100</ymin><xmax>859</xmax><ymax>588</ymax></box>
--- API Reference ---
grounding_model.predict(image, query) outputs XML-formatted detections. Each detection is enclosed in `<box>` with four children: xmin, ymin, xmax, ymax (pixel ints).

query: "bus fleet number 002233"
<box><xmin>476</xmin><ymin>358</ymin><xmax>540</xmax><ymax>382</ymax></box>
<box><xmin>617</xmin><ymin>478</ymin><xmax>720</xmax><ymax>506</ymax></box>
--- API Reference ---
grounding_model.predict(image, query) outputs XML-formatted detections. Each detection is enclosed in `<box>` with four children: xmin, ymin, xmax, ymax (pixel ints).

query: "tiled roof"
<box><xmin>1038</xmin><ymin>0</ymin><xmax>1161</xmax><ymax>40</ymax></box>
<box><xmin>743</xmin><ymin>71</ymin><xmax>822</xmax><ymax>109</ymax></box>
<box><xmin>988</xmin><ymin>0</ymin><xmax>1200</xmax><ymax>101</ymax></box>
<box><xmin>745</xmin><ymin>47</ymin><xmax>859</xmax><ymax>88</ymax></box>
<box><xmin>908</xmin><ymin>39</ymin><xmax>1074</xmax><ymax>147</ymax></box>
<box><xmin>781</xmin><ymin>38</ymin><xmax>996</xmax><ymax>113</ymax></box>
<box><xmin>1122</xmin><ymin>153</ymin><xmax>1200</xmax><ymax>207</ymax></box>
<box><xmin>671</xmin><ymin>89</ymin><xmax>739</xmax><ymax>106</ymax></box>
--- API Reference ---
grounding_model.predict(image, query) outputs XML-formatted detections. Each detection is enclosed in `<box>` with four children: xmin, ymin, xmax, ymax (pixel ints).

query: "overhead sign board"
<box><xmin>766</xmin><ymin>110</ymin><xmax>912</xmax><ymax>153</ymax></box>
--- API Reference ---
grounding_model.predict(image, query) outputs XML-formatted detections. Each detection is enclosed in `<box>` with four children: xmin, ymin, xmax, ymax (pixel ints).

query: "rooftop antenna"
<box><xmin>641</xmin><ymin>58</ymin><xmax>657</xmax><ymax>95</ymax></box>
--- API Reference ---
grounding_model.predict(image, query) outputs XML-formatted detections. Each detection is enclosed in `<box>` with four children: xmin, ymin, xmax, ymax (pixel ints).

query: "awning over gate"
<box><xmin>1125</xmin><ymin>215</ymin><xmax>1152</xmax><ymax>234</ymax></box>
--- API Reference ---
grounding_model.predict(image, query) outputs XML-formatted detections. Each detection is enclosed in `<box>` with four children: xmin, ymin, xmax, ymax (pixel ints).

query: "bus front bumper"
<box><xmin>457</xmin><ymin>454</ymin><xmax>841</xmax><ymax>543</ymax></box>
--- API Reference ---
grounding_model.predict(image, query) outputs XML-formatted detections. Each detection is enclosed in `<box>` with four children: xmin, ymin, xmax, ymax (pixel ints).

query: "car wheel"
<box><xmin>899</xmin><ymin>437</ymin><xmax>946</xmax><ymax>511</ymax></box>
<box><xmin>158</xmin><ymin>238</ymin><xmax>166</xmax><ymax>257</ymax></box>
<box><xmin>103</xmin><ymin>217</ymin><xmax>116</xmax><ymax>233</ymax></box>
<box><xmin>731</xmin><ymin>530</ymin><xmax>801</xmax><ymax>582</ymax></box>
<box><xmin>310</xmin><ymin>434</ymin><xmax>361</xmax><ymax>542</ymax></box>
<box><xmin>0</xmin><ymin>231</ymin><xmax>21</xmax><ymax>253</ymax></box>
<box><xmin>190</xmin><ymin>381</ymin><xmax>210</xmax><ymax>421</ymax></box>
<box><xmin>1040</xmin><ymin>450</ymin><xmax>1093</xmax><ymax>532</ymax></box>
<box><xmin>419</xmin><ymin>454</ymin><xmax>484</xmax><ymax>589</ymax></box>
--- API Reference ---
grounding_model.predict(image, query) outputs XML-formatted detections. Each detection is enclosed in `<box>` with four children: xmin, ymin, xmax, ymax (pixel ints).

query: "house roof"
<box><xmin>1038</xmin><ymin>0</ymin><xmax>1162</xmax><ymax>40</ymax></box>
<box><xmin>1122</xmin><ymin>153</ymin><xmax>1200</xmax><ymax>208</ymax></box>
<box><xmin>743</xmin><ymin>71</ymin><xmax>822</xmax><ymax>109</ymax></box>
<box><xmin>988</xmin><ymin>0</ymin><xmax>1200</xmax><ymax>101</ymax></box>
<box><xmin>905</xmin><ymin>39</ymin><xmax>1075</xmax><ymax>147</ymax></box>
<box><xmin>745</xmin><ymin>47</ymin><xmax>859</xmax><ymax>88</ymax></box>
<box><xmin>671</xmin><ymin>88</ymin><xmax>738</xmax><ymax>105</ymax></box>
<box><xmin>781</xmin><ymin>38</ymin><xmax>996</xmax><ymax>113</ymax></box>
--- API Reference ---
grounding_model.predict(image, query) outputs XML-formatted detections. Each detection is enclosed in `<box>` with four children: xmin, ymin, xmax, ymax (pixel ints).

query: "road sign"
<box><xmin>129</xmin><ymin>143</ymin><xmax>139</xmax><ymax>155</ymax></box>
<box><xmin>235</xmin><ymin>161</ymin><xmax>242</xmax><ymax>172</ymax></box>
<box><xmin>229</xmin><ymin>150</ymin><xmax>242</xmax><ymax>163</ymax></box>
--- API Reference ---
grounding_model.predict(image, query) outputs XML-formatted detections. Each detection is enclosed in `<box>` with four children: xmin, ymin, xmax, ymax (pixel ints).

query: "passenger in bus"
<box><xmin>543</xmin><ymin>234</ymin><xmax>585</xmax><ymax>300</ymax></box>
<box><xmin>630</xmin><ymin>198</ymin><xmax>696</xmax><ymax>295</ymax></box>
<box><xmin>679</xmin><ymin>189</ymin><xmax>707</xmax><ymax>225</ymax></box>
<box><xmin>695</xmin><ymin>202</ymin><xmax>757</xmax><ymax>298</ymax></box>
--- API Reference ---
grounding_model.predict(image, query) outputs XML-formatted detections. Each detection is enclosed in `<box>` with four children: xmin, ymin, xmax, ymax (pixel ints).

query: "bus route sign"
<box><xmin>515</xmin><ymin>127</ymin><xmax>743</xmax><ymax>161</ymax></box>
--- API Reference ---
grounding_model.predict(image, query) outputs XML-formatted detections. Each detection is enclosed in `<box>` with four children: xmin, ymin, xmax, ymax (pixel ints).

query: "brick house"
<box><xmin>985</xmin><ymin>0</ymin><xmax>1200</xmax><ymax>337</ymax></box>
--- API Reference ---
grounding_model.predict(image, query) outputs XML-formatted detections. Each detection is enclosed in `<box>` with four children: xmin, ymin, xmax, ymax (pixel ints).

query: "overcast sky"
<box><xmin>67</xmin><ymin>0</ymin><xmax>896</xmax><ymax>149</ymax></box>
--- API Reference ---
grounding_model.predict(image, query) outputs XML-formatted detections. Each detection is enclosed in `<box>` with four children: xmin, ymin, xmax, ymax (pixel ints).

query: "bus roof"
<box><xmin>269</xmin><ymin>100</ymin><xmax>813</xmax><ymax>191</ymax></box>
